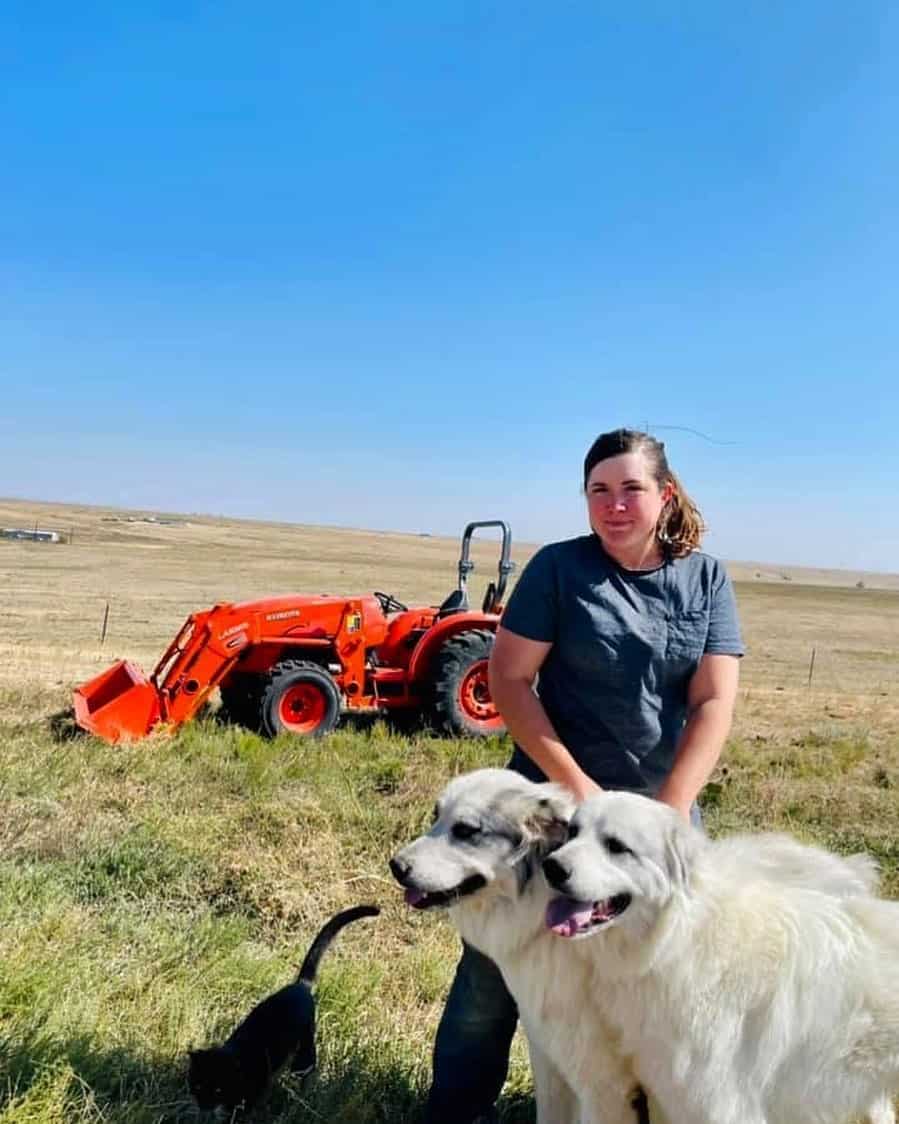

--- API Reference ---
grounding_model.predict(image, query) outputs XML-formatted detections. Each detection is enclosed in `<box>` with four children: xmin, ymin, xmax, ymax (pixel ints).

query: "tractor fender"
<box><xmin>407</xmin><ymin>611</ymin><xmax>500</xmax><ymax>685</ymax></box>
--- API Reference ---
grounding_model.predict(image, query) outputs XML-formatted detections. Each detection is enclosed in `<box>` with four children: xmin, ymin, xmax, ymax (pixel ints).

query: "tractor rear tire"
<box><xmin>257</xmin><ymin>660</ymin><xmax>342</xmax><ymax>738</ymax></box>
<box><xmin>432</xmin><ymin>629</ymin><xmax>506</xmax><ymax>738</ymax></box>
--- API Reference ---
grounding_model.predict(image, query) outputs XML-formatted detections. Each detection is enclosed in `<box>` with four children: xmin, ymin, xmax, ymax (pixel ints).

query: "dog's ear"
<box><xmin>505</xmin><ymin>785</ymin><xmax>573</xmax><ymax>862</ymax></box>
<box><xmin>536</xmin><ymin>783</ymin><xmax>577</xmax><ymax>823</ymax></box>
<box><xmin>664</xmin><ymin>814</ymin><xmax>699</xmax><ymax>893</ymax></box>
<box><xmin>528</xmin><ymin>790</ymin><xmax>574</xmax><ymax>853</ymax></box>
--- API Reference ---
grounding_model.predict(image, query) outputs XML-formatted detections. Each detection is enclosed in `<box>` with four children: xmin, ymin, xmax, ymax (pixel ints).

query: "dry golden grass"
<box><xmin>3</xmin><ymin>495</ymin><xmax>897</xmax><ymax>694</ymax></box>
<box><xmin>0</xmin><ymin>498</ymin><xmax>527</xmax><ymax>696</ymax></box>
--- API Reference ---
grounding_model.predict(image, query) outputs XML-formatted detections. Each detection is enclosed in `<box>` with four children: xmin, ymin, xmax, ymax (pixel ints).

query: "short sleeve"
<box><xmin>499</xmin><ymin>545</ymin><xmax>558</xmax><ymax>643</ymax></box>
<box><xmin>705</xmin><ymin>562</ymin><xmax>745</xmax><ymax>657</ymax></box>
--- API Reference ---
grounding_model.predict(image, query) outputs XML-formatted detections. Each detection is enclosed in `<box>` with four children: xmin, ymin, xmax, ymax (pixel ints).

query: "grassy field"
<box><xmin>1</xmin><ymin>499</ymin><xmax>898</xmax><ymax>1122</ymax></box>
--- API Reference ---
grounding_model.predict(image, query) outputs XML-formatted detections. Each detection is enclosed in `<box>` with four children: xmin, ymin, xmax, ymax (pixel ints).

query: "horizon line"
<box><xmin>1</xmin><ymin>491</ymin><xmax>897</xmax><ymax>581</ymax></box>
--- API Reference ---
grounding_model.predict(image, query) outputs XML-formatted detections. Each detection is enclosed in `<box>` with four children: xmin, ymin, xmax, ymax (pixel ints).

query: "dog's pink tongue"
<box><xmin>404</xmin><ymin>888</ymin><xmax>428</xmax><ymax>909</ymax></box>
<box><xmin>546</xmin><ymin>897</ymin><xmax>594</xmax><ymax>937</ymax></box>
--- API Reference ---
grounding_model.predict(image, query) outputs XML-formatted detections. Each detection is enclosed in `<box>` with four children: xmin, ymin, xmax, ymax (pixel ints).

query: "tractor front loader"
<box><xmin>73</xmin><ymin>521</ymin><xmax>516</xmax><ymax>744</ymax></box>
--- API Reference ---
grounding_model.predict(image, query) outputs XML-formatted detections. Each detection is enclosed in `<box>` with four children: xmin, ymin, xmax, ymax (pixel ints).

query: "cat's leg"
<box><xmin>290</xmin><ymin>1036</ymin><xmax>316</xmax><ymax>1079</ymax></box>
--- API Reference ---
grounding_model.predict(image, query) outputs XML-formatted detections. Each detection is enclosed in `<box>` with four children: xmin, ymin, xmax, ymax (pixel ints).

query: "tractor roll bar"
<box><xmin>458</xmin><ymin>520</ymin><xmax>515</xmax><ymax>612</ymax></box>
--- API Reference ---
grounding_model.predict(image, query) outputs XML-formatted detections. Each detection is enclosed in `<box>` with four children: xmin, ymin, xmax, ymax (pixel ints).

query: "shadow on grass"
<box><xmin>288</xmin><ymin>1066</ymin><xmax>535</xmax><ymax>1124</ymax></box>
<box><xmin>0</xmin><ymin>1025</ymin><xmax>535</xmax><ymax>1123</ymax></box>
<box><xmin>47</xmin><ymin>706</ymin><xmax>87</xmax><ymax>744</ymax></box>
<box><xmin>211</xmin><ymin>699</ymin><xmax>442</xmax><ymax>742</ymax></box>
<box><xmin>0</xmin><ymin>1026</ymin><xmax>192</xmax><ymax>1121</ymax></box>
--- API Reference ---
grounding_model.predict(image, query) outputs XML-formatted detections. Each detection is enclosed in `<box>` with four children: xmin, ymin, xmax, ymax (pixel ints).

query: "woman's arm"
<box><xmin>656</xmin><ymin>653</ymin><xmax>740</xmax><ymax>818</ymax></box>
<box><xmin>488</xmin><ymin>626</ymin><xmax>601</xmax><ymax>802</ymax></box>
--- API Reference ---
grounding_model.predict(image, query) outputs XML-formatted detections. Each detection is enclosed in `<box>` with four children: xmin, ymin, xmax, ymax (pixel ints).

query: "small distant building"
<box><xmin>2</xmin><ymin>527</ymin><xmax>61</xmax><ymax>543</ymax></box>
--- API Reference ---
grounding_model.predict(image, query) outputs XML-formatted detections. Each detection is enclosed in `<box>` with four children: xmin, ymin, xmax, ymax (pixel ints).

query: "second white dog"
<box><xmin>543</xmin><ymin>791</ymin><xmax>898</xmax><ymax>1124</ymax></box>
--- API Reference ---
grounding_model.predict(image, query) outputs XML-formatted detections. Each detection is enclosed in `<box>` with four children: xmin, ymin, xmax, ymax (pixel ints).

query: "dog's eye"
<box><xmin>567</xmin><ymin>823</ymin><xmax>580</xmax><ymax>840</ymax></box>
<box><xmin>604</xmin><ymin>835</ymin><xmax>630</xmax><ymax>855</ymax></box>
<box><xmin>452</xmin><ymin>822</ymin><xmax>481</xmax><ymax>841</ymax></box>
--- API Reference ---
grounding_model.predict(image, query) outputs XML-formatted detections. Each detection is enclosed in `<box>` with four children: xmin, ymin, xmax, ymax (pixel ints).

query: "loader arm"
<box><xmin>150</xmin><ymin>605</ymin><xmax>246</xmax><ymax>726</ymax></box>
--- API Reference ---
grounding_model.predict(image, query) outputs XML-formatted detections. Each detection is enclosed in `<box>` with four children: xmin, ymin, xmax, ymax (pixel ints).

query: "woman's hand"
<box><xmin>656</xmin><ymin>793</ymin><xmax>693</xmax><ymax>820</ymax></box>
<box><xmin>567</xmin><ymin>773</ymin><xmax>603</xmax><ymax>804</ymax></box>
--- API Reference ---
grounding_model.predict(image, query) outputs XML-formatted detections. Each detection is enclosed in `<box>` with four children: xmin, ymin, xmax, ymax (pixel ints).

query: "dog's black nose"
<box><xmin>389</xmin><ymin>856</ymin><xmax>411</xmax><ymax>885</ymax></box>
<box><xmin>542</xmin><ymin>855</ymin><xmax>570</xmax><ymax>889</ymax></box>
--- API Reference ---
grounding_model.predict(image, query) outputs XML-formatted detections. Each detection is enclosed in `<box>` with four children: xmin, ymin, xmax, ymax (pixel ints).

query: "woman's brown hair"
<box><xmin>582</xmin><ymin>428</ymin><xmax>706</xmax><ymax>558</ymax></box>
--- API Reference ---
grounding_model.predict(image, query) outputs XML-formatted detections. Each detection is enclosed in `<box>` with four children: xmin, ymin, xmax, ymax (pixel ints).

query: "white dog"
<box><xmin>543</xmin><ymin>791</ymin><xmax>898</xmax><ymax>1124</ymax></box>
<box><xmin>390</xmin><ymin>768</ymin><xmax>649</xmax><ymax>1124</ymax></box>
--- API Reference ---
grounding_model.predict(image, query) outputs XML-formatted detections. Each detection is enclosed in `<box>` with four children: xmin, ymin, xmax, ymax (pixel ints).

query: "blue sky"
<box><xmin>2</xmin><ymin>2</ymin><xmax>897</xmax><ymax>571</ymax></box>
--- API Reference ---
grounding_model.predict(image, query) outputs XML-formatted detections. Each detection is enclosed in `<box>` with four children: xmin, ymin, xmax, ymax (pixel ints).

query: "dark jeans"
<box><xmin>425</xmin><ymin>943</ymin><xmax>517</xmax><ymax>1124</ymax></box>
<box><xmin>425</xmin><ymin>804</ymin><xmax>703</xmax><ymax>1123</ymax></box>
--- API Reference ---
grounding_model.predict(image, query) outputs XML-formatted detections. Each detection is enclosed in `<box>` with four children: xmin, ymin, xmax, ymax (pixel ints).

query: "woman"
<box><xmin>425</xmin><ymin>428</ymin><xmax>744</xmax><ymax>1124</ymax></box>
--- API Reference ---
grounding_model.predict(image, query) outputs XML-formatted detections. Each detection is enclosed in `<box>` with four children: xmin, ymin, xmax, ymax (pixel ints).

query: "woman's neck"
<box><xmin>599</xmin><ymin>536</ymin><xmax>665</xmax><ymax>572</ymax></box>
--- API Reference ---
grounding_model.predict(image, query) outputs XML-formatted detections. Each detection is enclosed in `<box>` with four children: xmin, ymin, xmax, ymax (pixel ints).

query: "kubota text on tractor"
<box><xmin>73</xmin><ymin>521</ymin><xmax>515</xmax><ymax>744</ymax></box>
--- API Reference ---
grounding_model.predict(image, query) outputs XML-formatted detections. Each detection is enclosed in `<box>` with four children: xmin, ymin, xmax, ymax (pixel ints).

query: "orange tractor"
<box><xmin>73</xmin><ymin>521</ymin><xmax>515</xmax><ymax>744</ymax></box>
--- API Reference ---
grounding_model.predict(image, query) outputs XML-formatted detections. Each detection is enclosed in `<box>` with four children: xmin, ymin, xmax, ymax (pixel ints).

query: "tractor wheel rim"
<box><xmin>458</xmin><ymin>660</ymin><xmax>503</xmax><ymax>729</ymax></box>
<box><xmin>279</xmin><ymin>683</ymin><xmax>327</xmax><ymax>733</ymax></box>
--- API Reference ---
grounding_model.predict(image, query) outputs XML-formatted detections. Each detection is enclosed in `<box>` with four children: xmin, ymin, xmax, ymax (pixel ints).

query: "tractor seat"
<box><xmin>436</xmin><ymin>589</ymin><xmax>469</xmax><ymax>618</ymax></box>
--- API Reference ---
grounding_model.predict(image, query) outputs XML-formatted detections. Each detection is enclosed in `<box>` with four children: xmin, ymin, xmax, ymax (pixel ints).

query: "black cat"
<box><xmin>187</xmin><ymin>904</ymin><xmax>379</xmax><ymax>1112</ymax></box>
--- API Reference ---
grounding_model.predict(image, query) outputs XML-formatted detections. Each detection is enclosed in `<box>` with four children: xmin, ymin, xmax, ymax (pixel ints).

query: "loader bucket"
<box><xmin>73</xmin><ymin>660</ymin><xmax>163</xmax><ymax>743</ymax></box>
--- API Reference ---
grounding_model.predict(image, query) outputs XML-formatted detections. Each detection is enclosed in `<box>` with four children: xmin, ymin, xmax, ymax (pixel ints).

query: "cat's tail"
<box><xmin>297</xmin><ymin>904</ymin><xmax>380</xmax><ymax>984</ymax></box>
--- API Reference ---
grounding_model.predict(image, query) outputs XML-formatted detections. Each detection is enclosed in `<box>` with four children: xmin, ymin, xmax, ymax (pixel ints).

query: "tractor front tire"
<box><xmin>432</xmin><ymin>629</ymin><xmax>506</xmax><ymax>738</ymax></box>
<box><xmin>258</xmin><ymin>660</ymin><xmax>342</xmax><ymax>738</ymax></box>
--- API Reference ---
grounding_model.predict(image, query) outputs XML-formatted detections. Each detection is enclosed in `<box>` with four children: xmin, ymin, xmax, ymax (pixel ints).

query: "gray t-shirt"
<box><xmin>502</xmin><ymin>535</ymin><xmax>744</xmax><ymax>794</ymax></box>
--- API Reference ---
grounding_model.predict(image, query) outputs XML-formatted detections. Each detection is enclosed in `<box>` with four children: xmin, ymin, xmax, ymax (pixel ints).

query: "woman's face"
<box><xmin>585</xmin><ymin>451</ymin><xmax>672</xmax><ymax>563</ymax></box>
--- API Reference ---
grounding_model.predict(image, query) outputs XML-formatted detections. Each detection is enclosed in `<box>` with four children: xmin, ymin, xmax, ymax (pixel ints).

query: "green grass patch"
<box><xmin>1</xmin><ymin>706</ymin><xmax>897</xmax><ymax>1122</ymax></box>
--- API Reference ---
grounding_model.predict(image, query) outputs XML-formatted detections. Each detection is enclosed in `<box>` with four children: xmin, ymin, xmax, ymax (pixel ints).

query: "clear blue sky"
<box><xmin>2</xmin><ymin>3</ymin><xmax>897</xmax><ymax>571</ymax></box>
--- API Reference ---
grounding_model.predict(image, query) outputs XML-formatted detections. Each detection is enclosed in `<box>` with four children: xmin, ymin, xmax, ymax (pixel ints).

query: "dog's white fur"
<box><xmin>392</xmin><ymin>768</ymin><xmax>647</xmax><ymax>1124</ymax></box>
<box><xmin>392</xmin><ymin>769</ymin><xmax>892</xmax><ymax>1124</ymax></box>
<box><xmin>547</xmin><ymin>791</ymin><xmax>898</xmax><ymax>1124</ymax></box>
